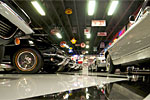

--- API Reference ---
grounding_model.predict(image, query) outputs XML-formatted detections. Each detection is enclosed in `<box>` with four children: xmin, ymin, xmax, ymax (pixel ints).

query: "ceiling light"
<box><xmin>56</xmin><ymin>33</ymin><xmax>62</xmax><ymax>39</ymax></box>
<box><xmin>66</xmin><ymin>45</ymin><xmax>69</xmax><ymax>48</ymax></box>
<box><xmin>64</xmin><ymin>44</ymin><xmax>69</xmax><ymax>48</ymax></box>
<box><xmin>108</xmin><ymin>0</ymin><xmax>119</xmax><ymax>16</ymax></box>
<box><xmin>86</xmin><ymin>51</ymin><xmax>89</xmax><ymax>53</ymax></box>
<box><xmin>88</xmin><ymin>0</ymin><xmax>96</xmax><ymax>16</ymax></box>
<box><xmin>86</xmin><ymin>34</ymin><xmax>91</xmax><ymax>39</ymax></box>
<box><xmin>86</xmin><ymin>45</ymin><xmax>89</xmax><ymax>49</ymax></box>
<box><xmin>31</xmin><ymin>1</ymin><xmax>45</xmax><ymax>16</ymax></box>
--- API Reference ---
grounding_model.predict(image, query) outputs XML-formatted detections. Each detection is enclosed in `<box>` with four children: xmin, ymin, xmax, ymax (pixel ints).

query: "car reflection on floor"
<box><xmin>22</xmin><ymin>74</ymin><xmax>150</xmax><ymax>100</ymax></box>
<box><xmin>0</xmin><ymin>70</ymin><xmax>149</xmax><ymax>100</ymax></box>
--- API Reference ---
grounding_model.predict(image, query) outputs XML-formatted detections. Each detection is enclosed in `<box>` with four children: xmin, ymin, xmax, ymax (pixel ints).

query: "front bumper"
<box><xmin>97</xmin><ymin>63</ymin><xmax>106</xmax><ymax>68</ymax></box>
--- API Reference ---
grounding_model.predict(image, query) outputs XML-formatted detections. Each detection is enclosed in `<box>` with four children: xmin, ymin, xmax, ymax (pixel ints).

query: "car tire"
<box><xmin>13</xmin><ymin>48</ymin><xmax>43</xmax><ymax>73</ymax></box>
<box><xmin>103</xmin><ymin>67</ymin><xmax>106</xmax><ymax>72</ymax></box>
<box><xmin>106</xmin><ymin>55</ymin><xmax>116</xmax><ymax>74</ymax></box>
<box><xmin>0</xmin><ymin>46</ymin><xmax>5</xmax><ymax>63</ymax></box>
<box><xmin>120</xmin><ymin>67</ymin><xmax>126</xmax><ymax>72</ymax></box>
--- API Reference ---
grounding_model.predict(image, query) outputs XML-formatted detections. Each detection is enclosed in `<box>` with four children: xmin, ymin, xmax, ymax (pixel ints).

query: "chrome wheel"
<box><xmin>106</xmin><ymin>55</ymin><xmax>116</xmax><ymax>74</ymax></box>
<box><xmin>17</xmin><ymin>51</ymin><xmax>37</xmax><ymax>71</ymax></box>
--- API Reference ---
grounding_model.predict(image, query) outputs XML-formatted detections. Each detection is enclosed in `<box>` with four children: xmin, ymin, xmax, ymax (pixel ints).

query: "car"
<box><xmin>0</xmin><ymin>1</ymin><xmax>33</xmax><ymax>64</ymax></box>
<box><xmin>88</xmin><ymin>59</ymin><xmax>97</xmax><ymax>72</ymax></box>
<box><xmin>3</xmin><ymin>35</ymin><xmax>69</xmax><ymax>73</ymax></box>
<box><xmin>96</xmin><ymin>54</ymin><xmax>106</xmax><ymax>72</ymax></box>
<box><xmin>0</xmin><ymin>1</ymin><xmax>70</xmax><ymax>73</ymax></box>
<box><xmin>105</xmin><ymin>3</ymin><xmax>150</xmax><ymax>73</ymax></box>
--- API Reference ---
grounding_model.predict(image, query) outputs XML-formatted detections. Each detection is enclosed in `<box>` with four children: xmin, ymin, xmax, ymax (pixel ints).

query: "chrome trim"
<box><xmin>43</xmin><ymin>53</ymin><xmax>65</xmax><ymax>59</ymax></box>
<box><xmin>43</xmin><ymin>53</ymin><xmax>67</xmax><ymax>66</ymax></box>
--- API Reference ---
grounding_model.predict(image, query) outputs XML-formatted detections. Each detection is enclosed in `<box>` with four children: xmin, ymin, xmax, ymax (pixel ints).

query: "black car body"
<box><xmin>3</xmin><ymin>34</ymin><xmax>69</xmax><ymax>73</ymax></box>
<box><xmin>0</xmin><ymin>0</ymin><xmax>33</xmax><ymax>63</ymax></box>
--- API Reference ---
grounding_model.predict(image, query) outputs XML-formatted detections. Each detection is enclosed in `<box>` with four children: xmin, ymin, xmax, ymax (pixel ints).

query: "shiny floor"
<box><xmin>0</xmin><ymin>69</ymin><xmax>149</xmax><ymax>100</ymax></box>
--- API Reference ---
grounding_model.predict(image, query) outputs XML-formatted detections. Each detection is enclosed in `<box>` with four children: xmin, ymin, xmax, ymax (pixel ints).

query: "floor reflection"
<box><xmin>104</xmin><ymin>75</ymin><xmax>150</xmax><ymax>100</ymax></box>
<box><xmin>23</xmin><ymin>75</ymin><xmax>150</xmax><ymax>100</ymax></box>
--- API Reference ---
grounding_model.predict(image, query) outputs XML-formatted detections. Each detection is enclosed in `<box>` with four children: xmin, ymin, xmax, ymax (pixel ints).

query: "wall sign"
<box><xmin>80</xmin><ymin>42</ymin><xmax>86</xmax><ymax>48</ymax></box>
<box><xmin>92</xmin><ymin>20</ymin><xmax>106</xmax><ymax>26</ymax></box>
<box><xmin>84</xmin><ymin>27</ymin><xmax>91</xmax><ymax>35</ymax></box>
<box><xmin>65</xmin><ymin>8</ymin><xmax>72</xmax><ymax>15</ymax></box>
<box><xmin>71</xmin><ymin>38</ymin><xmax>77</xmax><ymax>44</ymax></box>
<box><xmin>75</xmin><ymin>44</ymin><xmax>80</xmax><ymax>46</ymax></box>
<box><xmin>60</xmin><ymin>41</ymin><xmax>66</xmax><ymax>48</ymax></box>
<box><xmin>97</xmin><ymin>32</ymin><xmax>107</xmax><ymax>36</ymax></box>
<box><xmin>69</xmin><ymin>49</ymin><xmax>73</xmax><ymax>53</ymax></box>
<box><xmin>100</xmin><ymin>42</ymin><xmax>105</xmax><ymax>48</ymax></box>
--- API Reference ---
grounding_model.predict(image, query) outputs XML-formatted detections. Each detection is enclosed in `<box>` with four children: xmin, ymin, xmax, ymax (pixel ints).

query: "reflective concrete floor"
<box><xmin>0</xmin><ymin>70</ymin><xmax>149</xmax><ymax>100</ymax></box>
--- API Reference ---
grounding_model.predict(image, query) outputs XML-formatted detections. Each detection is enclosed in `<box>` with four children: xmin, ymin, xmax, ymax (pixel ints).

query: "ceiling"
<box><xmin>13</xmin><ymin>0</ymin><xmax>144</xmax><ymax>55</ymax></box>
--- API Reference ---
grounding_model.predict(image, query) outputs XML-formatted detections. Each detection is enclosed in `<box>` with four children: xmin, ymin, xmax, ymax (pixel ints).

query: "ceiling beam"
<box><xmin>50</xmin><ymin>0</ymin><xmax>78</xmax><ymax>54</ymax></box>
<box><xmin>93</xmin><ymin>1</ymin><xmax>108</xmax><ymax>52</ymax></box>
<box><xmin>73</xmin><ymin>0</ymin><xmax>81</xmax><ymax>42</ymax></box>
<box><xmin>61</xmin><ymin>0</ymin><xmax>80</xmax><ymax>54</ymax></box>
<box><xmin>16</xmin><ymin>0</ymin><xmax>57</xmax><ymax>43</ymax></box>
<box><xmin>106</xmin><ymin>0</ymin><xmax>134</xmax><ymax>40</ymax></box>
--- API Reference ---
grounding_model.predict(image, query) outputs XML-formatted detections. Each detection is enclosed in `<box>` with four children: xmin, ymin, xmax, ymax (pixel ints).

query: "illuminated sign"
<box><xmin>69</xmin><ymin>49</ymin><xmax>73</xmax><ymax>53</ymax></box>
<box><xmin>65</xmin><ymin>8</ymin><xmax>72</xmax><ymax>15</ymax></box>
<box><xmin>71</xmin><ymin>38</ymin><xmax>77</xmax><ymax>44</ymax></box>
<box><xmin>60</xmin><ymin>41</ymin><xmax>66</xmax><ymax>48</ymax></box>
<box><xmin>97</xmin><ymin>32</ymin><xmax>107</xmax><ymax>36</ymax></box>
<box><xmin>80</xmin><ymin>42</ymin><xmax>86</xmax><ymax>48</ymax></box>
<box><xmin>75</xmin><ymin>44</ymin><xmax>80</xmax><ymax>46</ymax></box>
<box><xmin>84</xmin><ymin>27</ymin><xmax>91</xmax><ymax>35</ymax></box>
<box><xmin>92</xmin><ymin>20</ymin><xmax>106</xmax><ymax>26</ymax></box>
<box><xmin>69</xmin><ymin>47</ymin><xmax>73</xmax><ymax>49</ymax></box>
<box><xmin>100</xmin><ymin>42</ymin><xmax>105</xmax><ymax>48</ymax></box>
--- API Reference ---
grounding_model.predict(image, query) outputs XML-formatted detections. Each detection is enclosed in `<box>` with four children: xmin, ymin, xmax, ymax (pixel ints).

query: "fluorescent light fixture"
<box><xmin>86</xmin><ymin>51</ymin><xmax>89</xmax><ymax>53</ymax></box>
<box><xmin>56</xmin><ymin>33</ymin><xmax>62</xmax><ymax>39</ymax></box>
<box><xmin>86</xmin><ymin>45</ymin><xmax>89</xmax><ymax>49</ymax></box>
<box><xmin>88</xmin><ymin>0</ymin><xmax>96</xmax><ymax>16</ymax></box>
<box><xmin>86</xmin><ymin>34</ymin><xmax>91</xmax><ymax>39</ymax></box>
<box><xmin>31</xmin><ymin>1</ymin><xmax>45</xmax><ymax>16</ymax></box>
<box><xmin>108</xmin><ymin>0</ymin><xmax>119</xmax><ymax>16</ymax></box>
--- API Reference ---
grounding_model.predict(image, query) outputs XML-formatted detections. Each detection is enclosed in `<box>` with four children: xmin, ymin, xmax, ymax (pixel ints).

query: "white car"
<box><xmin>96</xmin><ymin>56</ymin><xmax>106</xmax><ymax>71</ymax></box>
<box><xmin>105</xmin><ymin>5</ymin><xmax>150</xmax><ymax>73</ymax></box>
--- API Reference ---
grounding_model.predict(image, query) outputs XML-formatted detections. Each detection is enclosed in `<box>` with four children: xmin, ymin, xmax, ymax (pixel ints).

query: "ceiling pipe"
<box><xmin>73</xmin><ymin>0</ymin><xmax>83</xmax><ymax>54</ymax></box>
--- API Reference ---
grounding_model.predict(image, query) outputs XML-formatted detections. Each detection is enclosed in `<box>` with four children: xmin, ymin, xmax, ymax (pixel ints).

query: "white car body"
<box><xmin>0</xmin><ymin>1</ymin><xmax>34</xmax><ymax>35</ymax></box>
<box><xmin>105</xmin><ymin>6</ymin><xmax>150</xmax><ymax>67</ymax></box>
<box><xmin>96</xmin><ymin>56</ymin><xmax>106</xmax><ymax>68</ymax></box>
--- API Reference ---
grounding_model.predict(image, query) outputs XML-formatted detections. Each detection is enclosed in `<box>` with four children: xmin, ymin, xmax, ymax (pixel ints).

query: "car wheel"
<box><xmin>103</xmin><ymin>67</ymin><xmax>106</xmax><ymax>72</ymax></box>
<box><xmin>106</xmin><ymin>55</ymin><xmax>116</xmax><ymax>74</ymax></box>
<box><xmin>120</xmin><ymin>67</ymin><xmax>126</xmax><ymax>72</ymax></box>
<box><xmin>13</xmin><ymin>48</ymin><xmax>43</xmax><ymax>73</ymax></box>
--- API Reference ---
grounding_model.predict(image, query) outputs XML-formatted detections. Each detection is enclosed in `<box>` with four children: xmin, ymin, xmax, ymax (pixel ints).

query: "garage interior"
<box><xmin>0</xmin><ymin>0</ymin><xmax>150</xmax><ymax>100</ymax></box>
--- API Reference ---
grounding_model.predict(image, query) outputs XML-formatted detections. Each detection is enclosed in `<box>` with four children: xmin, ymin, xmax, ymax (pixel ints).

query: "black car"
<box><xmin>0</xmin><ymin>0</ymin><xmax>34</xmax><ymax>63</ymax></box>
<box><xmin>3</xmin><ymin>34</ymin><xmax>68</xmax><ymax>73</ymax></box>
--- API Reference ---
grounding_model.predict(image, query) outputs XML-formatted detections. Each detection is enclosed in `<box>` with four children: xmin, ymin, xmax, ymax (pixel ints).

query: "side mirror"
<box><xmin>129</xmin><ymin>15</ymin><xmax>135</xmax><ymax>22</ymax></box>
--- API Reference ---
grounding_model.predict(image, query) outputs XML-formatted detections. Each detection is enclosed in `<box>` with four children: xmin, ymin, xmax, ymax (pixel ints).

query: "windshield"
<box><xmin>1</xmin><ymin>0</ymin><xmax>31</xmax><ymax>24</ymax></box>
